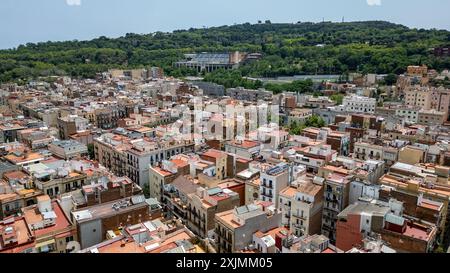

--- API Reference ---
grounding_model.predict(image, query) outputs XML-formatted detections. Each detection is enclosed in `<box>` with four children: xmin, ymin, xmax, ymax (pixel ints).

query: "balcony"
<box><xmin>325</xmin><ymin>205</ymin><xmax>341</xmax><ymax>213</ymax></box>
<box><xmin>292</xmin><ymin>214</ymin><xmax>307</xmax><ymax>221</ymax></box>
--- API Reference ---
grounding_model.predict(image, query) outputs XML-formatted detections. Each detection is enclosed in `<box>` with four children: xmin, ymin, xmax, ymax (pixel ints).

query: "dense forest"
<box><xmin>0</xmin><ymin>21</ymin><xmax>449</xmax><ymax>83</ymax></box>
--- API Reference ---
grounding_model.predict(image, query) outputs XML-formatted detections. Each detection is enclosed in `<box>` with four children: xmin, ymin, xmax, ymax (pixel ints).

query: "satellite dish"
<box><xmin>66</xmin><ymin>241</ymin><xmax>81</xmax><ymax>253</ymax></box>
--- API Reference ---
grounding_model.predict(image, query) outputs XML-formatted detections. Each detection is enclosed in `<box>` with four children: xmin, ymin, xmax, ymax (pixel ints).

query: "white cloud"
<box><xmin>66</xmin><ymin>0</ymin><xmax>81</xmax><ymax>6</ymax></box>
<box><xmin>366</xmin><ymin>0</ymin><xmax>381</xmax><ymax>6</ymax></box>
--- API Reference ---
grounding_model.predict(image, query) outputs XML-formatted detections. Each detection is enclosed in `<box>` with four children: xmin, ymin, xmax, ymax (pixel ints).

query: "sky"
<box><xmin>0</xmin><ymin>0</ymin><xmax>449</xmax><ymax>49</ymax></box>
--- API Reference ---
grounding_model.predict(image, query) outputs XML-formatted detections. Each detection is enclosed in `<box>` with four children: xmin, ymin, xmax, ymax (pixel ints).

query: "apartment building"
<box><xmin>280</xmin><ymin>176</ymin><xmax>324</xmax><ymax>237</ymax></box>
<box><xmin>404</xmin><ymin>86</ymin><xmax>430</xmax><ymax>109</ymax></box>
<box><xmin>285</xmin><ymin>144</ymin><xmax>337</xmax><ymax>173</ymax></box>
<box><xmin>68</xmin><ymin>130</ymin><xmax>94</xmax><ymax>146</ymax></box>
<box><xmin>279</xmin><ymin>186</ymin><xmax>295</xmax><ymax>228</ymax></box>
<box><xmin>0</xmin><ymin>123</ymin><xmax>26</xmax><ymax>143</ymax></box>
<box><xmin>260</xmin><ymin>163</ymin><xmax>291</xmax><ymax>209</ymax></box>
<box><xmin>224</xmin><ymin>139</ymin><xmax>261</xmax><ymax>160</ymax></box>
<box><xmin>226</xmin><ymin>87</ymin><xmax>273</xmax><ymax>102</ymax></box>
<box><xmin>395</xmin><ymin>106</ymin><xmax>420</xmax><ymax>123</ymax></box>
<box><xmin>79</xmin><ymin>226</ymin><xmax>199</xmax><ymax>254</ymax></box>
<box><xmin>349</xmin><ymin>179</ymin><xmax>380</xmax><ymax>204</ymax></box>
<box><xmin>353</xmin><ymin>141</ymin><xmax>399</xmax><ymax>168</ymax></box>
<box><xmin>0</xmin><ymin>215</ymin><xmax>35</xmax><ymax>253</ymax></box>
<box><xmin>398</xmin><ymin>145</ymin><xmax>426</xmax><ymax>165</ymax></box>
<box><xmin>199</xmin><ymin>149</ymin><xmax>228</xmax><ymax>180</ymax></box>
<box><xmin>287</xmin><ymin>108</ymin><xmax>313</xmax><ymax>126</ymax></box>
<box><xmin>21</xmin><ymin>195</ymin><xmax>77</xmax><ymax>253</ymax></box>
<box><xmin>126</xmin><ymin>139</ymin><xmax>193</xmax><ymax>187</ymax></box>
<box><xmin>93</xmin><ymin>133</ymin><xmax>130</xmax><ymax>178</ymax></box>
<box><xmin>65</xmin><ymin>176</ymin><xmax>141</xmax><ymax>209</ymax></box>
<box><xmin>301</xmin><ymin>127</ymin><xmax>350</xmax><ymax>156</ymax></box>
<box><xmin>94</xmin><ymin>132</ymin><xmax>194</xmax><ymax>186</ymax></box>
<box><xmin>342</xmin><ymin>95</ymin><xmax>376</xmax><ymax>114</ymax></box>
<box><xmin>163</xmin><ymin>175</ymin><xmax>200</xmax><ymax>224</ymax></box>
<box><xmin>320</xmin><ymin>168</ymin><xmax>352</xmax><ymax>243</ymax></box>
<box><xmin>109</xmin><ymin>68</ymin><xmax>155</xmax><ymax>80</ymax></box>
<box><xmin>93</xmin><ymin>104</ymin><xmax>135</xmax><ymax>130</ymax></box>
<box><xmin>4</xmin><ymin>150</ymin><xmax>46</xmax><ymax>167</ymax></box>
<box><xmin>407</xmin><ymin>65</ymin><xmax>428</xmax><ymax>77</ymax></box>
<box><xmin>148</xmin><ymin>159</ymin><xmax>189</xmax><ymax>202</ymax></box>
<box><xmin>282</xmin><ymin>233</ymin><xmax>343</xmax><ymax>253</ymax></box>
<box><xmin>215</xmin><ymin>202</ymin><xmax>282</xmax><ymax>253</ymax></box>
<box><xmin>336</xmin><ymin>200</ymin><xmax>437</xmax><ymax>253</ymax></box>
<box><xmin>192</xmin><ymin>81</ymin><xmax>225</xmax><ymax>97</ymax></box>
<box><xmin>17</xmin><ymin>128</ymin><xmax>54</xmax><ymax>151</ymax></box>
<box><xmin>405</xmin><ymin>86</ymin><xmax>450</xmax><ymax>119</ymax></box>
<box><xmin>72</xmin><ymin>195</ymin><xmax>152</xmax><ymax>249</ymax></box>
<box><xmin>187</xmin><ymin>186</ymin><xmax>240</xmax><ymax>239</ymax></box>
<box><xmin>234</xmin><ymin>162</ymin><xmax>266</xmax><ymax>205</ymax></box>
<box><xmin>430</xmin><ymin>87</ymin><xmax>450</xmax><ymax>119</ymax></box>
<box><xmin>0</xmin><ymin>171</ymin><xmax>42</xmax><ymax>219</ymax></box>
<box><xmin>302</xmin><ymin>96</ymin><xmax>335</xmax><ymax>109</ymax></box>
<box><xmin>379</xmin><ymin>173</ymin><xmax>450</xmax><ymax>247</ymax></box>
<box><xmin>48</xmin><ymin>140</ymin><xmax>88</xmax><ymax>160</ymax></box>
<box><xmin>326</xmin><ymin>130</ymin><xmax>351</xmax><ymax>156</ymax></box>
<box><xmin>418</xmin><ymin>109</ymin><xmax>446</xmax><ymax>125</ymax></box>
<box><xmin>57</xmin><ymin>115</ymin><xmax>89</xmax><ymax>140</ymax></box>
<box><xmin>350</xmin><ymin>114</ymin><xmax>385</xmax><ymax>133</ymax></box>
<box><xmin>249</xmin><ymin>226</ymin><xmax>290</xmax><ymax>253</ymax></box>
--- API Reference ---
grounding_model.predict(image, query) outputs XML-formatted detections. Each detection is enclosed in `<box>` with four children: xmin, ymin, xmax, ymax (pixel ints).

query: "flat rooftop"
<box><xmin>72</xmin><ymin>196</ymin><xmax>148</xmax><ymax>223</ymax></box>
<box><xmin>22</xmin><ymin>200</ymin><xmax>72</xmax><ymax>238</ymax></box>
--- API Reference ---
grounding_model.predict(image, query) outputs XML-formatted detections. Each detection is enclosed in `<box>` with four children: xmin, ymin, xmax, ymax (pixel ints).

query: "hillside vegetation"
<box><xmin>1</xmin><ymin>21</ymin><xmax>449</xmax><ymax>83</ymax></box>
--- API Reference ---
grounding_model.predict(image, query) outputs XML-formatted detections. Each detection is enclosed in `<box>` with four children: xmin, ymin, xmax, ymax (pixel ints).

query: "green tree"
<box><xmin>330</xmin><ymin>94</ymin><xmax>344</xmax><ymax>105</ymax></box>
<box><xmin>305</xmin><ymin>115</ymin><xmax>326</xmax><ymax>128</ymax></box>
<box><xmin>289</xmin><ymin>115</ymin><xmax>326</xmax><ymax>135</ymax></box>
<box><xmin>1</xmin><ymin>21</ymin><xmax>449</xmax><ymax>83</ymax></box>
<box><xmin>384</xmin><ymin>73</ymin><xmax>398</xmax><ymax>86</ymax></box>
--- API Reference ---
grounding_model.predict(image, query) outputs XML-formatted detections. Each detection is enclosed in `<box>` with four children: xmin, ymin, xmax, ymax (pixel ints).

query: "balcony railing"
<box><xmin>292</xmin><ymin>214</ymin><xmax>307</xmax><ymax>220</ymax></box>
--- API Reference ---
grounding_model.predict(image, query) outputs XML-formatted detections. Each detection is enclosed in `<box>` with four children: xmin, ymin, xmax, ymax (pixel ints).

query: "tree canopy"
<box><xmin>1</xmin><ymin>21</ymin><xmax>449</xmax><ymax>83</ymax></box>
<box><xmin>289</xmin><ymin>115</ymin><xmax>326</xmax><ymax>135</ymax></box>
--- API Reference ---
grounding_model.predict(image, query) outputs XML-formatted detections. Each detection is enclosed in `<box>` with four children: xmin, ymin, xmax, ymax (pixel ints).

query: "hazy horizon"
<box><xmin>1</xmin><ymin>0</ymin><xmax>450</xmax><ymax>50</ymax></box>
